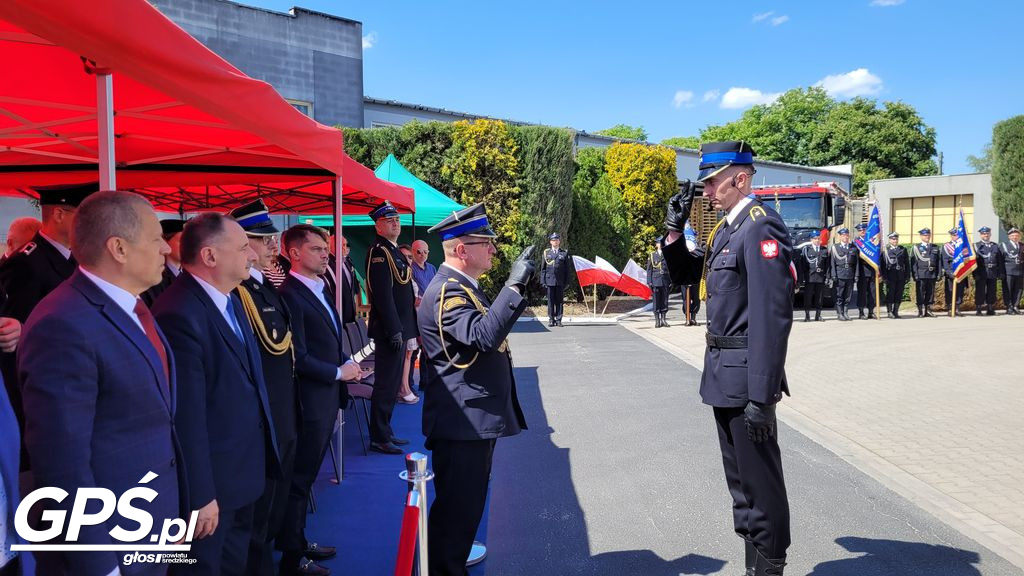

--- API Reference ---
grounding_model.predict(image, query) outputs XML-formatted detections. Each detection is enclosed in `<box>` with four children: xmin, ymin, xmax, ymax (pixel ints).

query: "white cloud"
<box><xmin>720</xmin><ymin>87</ymin><xmax>782</xmax><ymax>109</ymax></box>
<box><xmin>703</xmin><ymin>89</ymin><xmax>721</xmax><ymax>103</ymax></box>
<box><xmin>815</xmin><ymin>68</ymin><xmax>883</xmax><ymax>98</ymax></box>
<box><xmin>362</xmin><ymin>32</ymin><xmax>377</xmax><ymax>50</ymax></box>
<box><xmin>870</xmin><ymin>0</ymin><xmax>905</xmax><ymax>6</ymax></box>
<box><xmin>771</xmin><ymin>15</ymin><xmax>790</xmax><ymax>26</ymax></box>
<box><xmin>753</xmin><ymin>11</ymin><xmax>774</xmax><ymax>22</ymax></box>
<box><xmin>672</xmin><ymin>90</ymin><xmax>695</xmax><ymax>109</ymax></box>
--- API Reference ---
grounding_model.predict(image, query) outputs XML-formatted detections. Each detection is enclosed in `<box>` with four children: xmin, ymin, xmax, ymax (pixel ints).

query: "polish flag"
<box><xmin>572</xmin><ymin>255</ymin><xmax>621</xmax><ymax>287</ymax></box>
<box><xmin>614</xmin><ymin>259</ymin><xmax>652</xmax><ymax>300</ymax></box>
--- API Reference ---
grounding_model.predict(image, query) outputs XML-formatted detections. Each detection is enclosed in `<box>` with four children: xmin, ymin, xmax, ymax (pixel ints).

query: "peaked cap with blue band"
<box><xmin>229</xmin><ymin>199</ymin><xmax>279</xmax><ymax>236</ymax></box>
<box><xmin>697</xmin><ymin>140</ymin><xmax>757</xmax><ymax>182</ymax></box>
<box><xmin>978</xmin><ymin>226</ymin><xmax>991</xmax><ymax>233</ymax></box>
<box><xmin>855</xmin><ymin>223</ymin><xmax>867</xmax><ymax>231</ymax></box>
<box><xmin>369</xmin><ymin>200</ymin><xmax>400</xmax><ymax>222</ymax></box>
<box><xmin>428</xmin><ymin>203</ymin><xmax>497</xmax><ymax>241</ymax></box>
<box><xmin>33</xmin><ymin>182</ymin><xmax>99</xmax><ymax>207</ymax></box>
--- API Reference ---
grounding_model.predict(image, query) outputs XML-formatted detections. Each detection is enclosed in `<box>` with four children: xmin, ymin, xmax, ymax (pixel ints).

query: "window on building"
<box><xmin>370</xmin><ymin>121</ymin><xmax>401</xmax><ymax>128</ymax></box>
<box><xmin>287</xmin><ymin>99</ymin><xmax>314</xmax><ymax>117</ymax></box>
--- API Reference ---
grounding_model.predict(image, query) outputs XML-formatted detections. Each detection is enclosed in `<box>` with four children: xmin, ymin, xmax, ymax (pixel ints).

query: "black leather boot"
<box><xmin>925</xmin><ymin>306</ymin><xmax>936</xmax><ymax>317</ymax></box>
<box><xmin>654</xmin><ymin>313</ymin><xmax>662</xmax><ymax>328</ymax></box>
<box><xmin>753</xmin><ymin>550</ymin><xmax>786</xmax><ymax>576</ymax></box>
<box><xmin>743</xmin><ymin>539</ymin><xmax>757</xmax><ymax>576</ymax></box>
<box><xmin>661</xmin><ymin>313</ymin><xmax>670</xmax><ymax>327</ymax></box>
<box><xmin>815</xmin><ymin>311</ymin><xmax>823</xmax><ymax>321</ymax></box>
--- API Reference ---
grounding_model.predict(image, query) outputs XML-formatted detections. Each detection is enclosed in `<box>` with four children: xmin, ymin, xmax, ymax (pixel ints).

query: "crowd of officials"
<box><xmin>0</xmin><ymin>183</ymin><xmax>507</xmax><ymax>576</ymax></box>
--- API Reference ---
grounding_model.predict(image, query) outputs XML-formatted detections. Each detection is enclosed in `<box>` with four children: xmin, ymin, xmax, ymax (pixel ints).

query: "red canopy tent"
<box><xmin>0</xmin><ymin>0</ymin><xmax>414</xmax><ymax>214</ymax></box>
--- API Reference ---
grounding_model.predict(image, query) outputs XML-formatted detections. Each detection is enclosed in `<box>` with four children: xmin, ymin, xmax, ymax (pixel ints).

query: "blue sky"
<box><xmin>250</xmin><ymin>0</ymin><xmax>1021</xmax><ymax>175</ymax></box>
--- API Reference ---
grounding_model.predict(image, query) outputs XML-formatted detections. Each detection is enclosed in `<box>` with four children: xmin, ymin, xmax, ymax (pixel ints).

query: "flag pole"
<box><xmin>593</xmin><ymin>284</ymin><xmax>598</xmax><ymax>317</ymax></box>
<box><xmin>600</xmin><ymin>288</ymin><xmax>616</xmax><ymax>315</ymax></box>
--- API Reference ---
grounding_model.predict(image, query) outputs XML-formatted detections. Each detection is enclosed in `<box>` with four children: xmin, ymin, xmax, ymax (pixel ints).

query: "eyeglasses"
<box><xmin>462</xmin><ymin>240</ymin><xmax>495</xmax><ymax>247</ymax></box>
<box><xmin>262</xmin><ymin>236</ymin><xmax>279</xmax><ymax>246</ymax></box>
<box><xmin>416</xmin><ymin>249</ymin><xmax>429</xmax><ymax>255</ymax></box>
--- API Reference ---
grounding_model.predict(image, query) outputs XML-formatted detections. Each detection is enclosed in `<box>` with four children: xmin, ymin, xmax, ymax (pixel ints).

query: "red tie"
<box><xmin>134</xmin><ymin>298</ymin><xmax>170</xmax><ymax>387</ymax></box>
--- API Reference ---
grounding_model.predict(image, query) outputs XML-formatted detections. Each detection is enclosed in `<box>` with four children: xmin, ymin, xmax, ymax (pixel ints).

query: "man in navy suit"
<box><xmin>277</xmin><ymin>224</ymin><xmax>361</xmax><ymax>576</ymax></box>
<box><xmin>18</xmin><ymin>190</ymin><xmax>182</xmax><ymax>576</ymax></box>
<box><xmin>153</xmin><ymin>213</ymin><xmax>279</xmax><ymax>576</ymax></box>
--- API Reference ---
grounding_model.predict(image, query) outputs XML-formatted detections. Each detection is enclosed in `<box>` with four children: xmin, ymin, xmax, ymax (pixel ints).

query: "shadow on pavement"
<box><xmin>808</xmin><ymin>536</ymin><xmax>982</xmax><ymax>576</ymax></box>
<box><xmin>485</xmin><ymin>365</ymin><xmax>726</xmax><ymax>576</ymax></box>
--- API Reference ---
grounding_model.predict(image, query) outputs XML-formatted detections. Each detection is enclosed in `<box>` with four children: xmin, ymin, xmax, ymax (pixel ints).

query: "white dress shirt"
<box><xmin>39</xmin><ymin>231</ymin><xmax>72</xmax><ymax>260</ymax></box>
<box><xmin>725</xmin><ymin>195</ymin><xmax>755</xmax><ymax>226</ymax></box>
<box><xmin>289</xmin><ymin>270</ymin><xmax>355</xmax><ymax>379</ymax></box>
<box><xmin>191</xmin><ymin>275</ymin><xmax>238</xmax><ymax>336</ymax></box>
<box><xmin>79</xmin><ymin>267</ymin><xmax>144</xmax><ymax>333</ymax></box>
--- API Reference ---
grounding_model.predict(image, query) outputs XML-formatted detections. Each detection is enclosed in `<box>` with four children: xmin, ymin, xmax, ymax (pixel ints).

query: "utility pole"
<box><xmin>938</xmin><ymin>151</ymin><xmax>944</xmax><ymax>175</ymax></box>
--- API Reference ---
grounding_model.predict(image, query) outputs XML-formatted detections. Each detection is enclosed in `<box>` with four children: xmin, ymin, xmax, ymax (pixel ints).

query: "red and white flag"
<box><xmin>614</xmin><ymin>258</ymin><xmax>652</xmax><ymax>300</ymax></box>
<box><xmin>572</xmin><ymin>255</ymin><xmax>621</xmax><ymax>287</ymax></box>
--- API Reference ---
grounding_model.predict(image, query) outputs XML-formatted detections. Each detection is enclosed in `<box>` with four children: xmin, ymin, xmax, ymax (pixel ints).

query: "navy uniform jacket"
<box><xmin>19</xmin><ymin>271</ymin><xmax>183</xmax><ymax>576</ymax></box>
<box><xmin>800</xmin><ymin>245</ymin><xmax>829</xmax><ymax>284</ymax></box>
<box><xmin>418</xmin><ymin>266</ymin><xmax>527</xmax><ymax>445</ymax></box>
<box><xmin>829</xmin><ymin>243</ymin><xmax>858</xmax><ymax>280</ymax></box>
<box><xmin>1003</xmin><ymin>241</ymin><xmax>1024</xmax><ymax>277</ymax></box>
<box><xmin>278</xmin><ymin>274</ymin><xmax>350</xmax><ymax>423</ymax></box>
<box><xmin>365</xmin><ymin>235</ymin><xmax>417</xmax><ymax>341</ymax></box>
<box><xmin>881</xmin><ymin>245</ymin><xmax>910</xmax><ymax>284</ymax></box>
<box><xmin>153</xmin><ymin>272</ymin><xmax>279</xmax><ymax>512</ymax></box>
<box><xmin>974</xmin><ymin>241</ymin><xmax>1003</xmax><ymax>279</ymax></box>
<box><xmin>941</xmin><ymin>243</ymin><xmax>959</xmax><ymax>277</ymax></box>
<box><xmin>856</xmin><ymin>247</ymin><xmax>876</xmax><ymax>279</ymax></box>
<box><xmin>646</xmin><ymin>250</ymin><xmax>670</xmax><ymax>287</ymax></box>
<box><xmin>236</xmin><ymin>276</ymin><xmax>300</xmax><ymax>461</ymax></box>
<box><xmin>663</xmin><ymin>201</ymin><xmax>794</xmax><ymax>408</ymax></box>
<box><xmin>910</xmin><ymin>243</ymin><xmax>940</xmax><ymax>280</ymax></box>
<box><xmin>340</xmin><ymin>255</ymin><xmax>360</xmax><ymax>324</ymax></box>
<box><xmin>0</xmin><ymin>232</ymin><xmax>75</xmax><ymax>323</ymax></box>
<box><xmin>140</xmin><ymin>264</ymin><xmax>177</xmax><ymax>308</ymax></box>
<box><xmin>540</xmin><ymin>248</ymin><xmax>570</xmax><ymax>287</ymax></box>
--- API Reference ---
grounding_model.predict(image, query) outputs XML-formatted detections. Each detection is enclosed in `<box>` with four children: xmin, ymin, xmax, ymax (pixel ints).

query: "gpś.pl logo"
<box><xmin>10</xmin><ymin>472</ymin><xmax>198</xmax><ymax>556</ymax></box>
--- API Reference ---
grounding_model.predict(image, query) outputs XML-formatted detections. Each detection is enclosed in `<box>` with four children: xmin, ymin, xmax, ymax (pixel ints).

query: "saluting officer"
<box><xmin>854</xmin><ymin>223</ymin><xmax>877</xmax><ymax>319</ymax></box>
<box><xmin>647</xmin><ymin>237</ymin><xmax>671</xmax><ymax>327</ymax></box>
<box><xmin>974</xmin><ymin>226</ymin><xmax>1003</xmax><ymax>315</ymax></box>
<box><xmin>0</xmin><ymin>182</ymin><xmax>97</xmax><ymax>471</ymax></box>
<box><xmin>911</xmin><ymin>228</ymin><xmax>940</xmax><ymax>317</ymax></box>
<box><xmin>365</xmin><ymin>201</ymin><xmax>417</xmax><ymax>454</ymax></box>
<box><xmin>228</xmin><ymin>200</ymin><xmax>303</xmax><ymax>575</ymax></box>
<box><xmin>829</xmin><ymin>227</ymin><xmax>858</xmax><ymax>321</ymax></box>
<box><xmin>140</xmin><ymin>218</ymin><xmax>186</xmax><ymax>307</ymax></box>
<box><xmin>540</xmin><ymin>232</ymin><xmax>570</xmax><ymax>326</ymax></box>
<box><xmin>661</xmin><ymin>141</ymin><xmax>793</xmax><ymax>575</ymax></box>
<box><xmin>881</xmin><ymin>232</ymin><xmax>910</xmax><ymax>318</ymax></box>
<box><xmin>940</xmin><ymin>229</ymin><xmax>966</xmax><ymax>316</ymax></box>
<box><xmin>800</xmin><ymin>230</ymin><xmax>828</xmax><ymax>322</ymax></box>
<box><xmin>418</xmin><ymin>203</ymin><xmax>534</xmax><ymax>576</ymax></box>
<box><xmin>1002</xmin><ymin>227</ymin><xmax>1023</xmax><ymax>315</ymax></box>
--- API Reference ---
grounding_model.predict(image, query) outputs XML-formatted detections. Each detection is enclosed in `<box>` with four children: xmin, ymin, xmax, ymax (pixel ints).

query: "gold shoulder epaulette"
<box><xmin>442</xmin><ymin>296</ymin><xmax>468</xmax><ymax>311</ymax></box>
<box><xmin>749</xmin><ymin>206</ymin><xmax>767</xmax><ymax>221</ymax></box>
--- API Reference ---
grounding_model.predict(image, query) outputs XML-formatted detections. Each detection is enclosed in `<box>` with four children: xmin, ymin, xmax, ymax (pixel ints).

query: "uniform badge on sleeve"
<box><xmin>760</xmin><ymin>240</ymin><xmax>779</xmax><ymax>259</ymax></box>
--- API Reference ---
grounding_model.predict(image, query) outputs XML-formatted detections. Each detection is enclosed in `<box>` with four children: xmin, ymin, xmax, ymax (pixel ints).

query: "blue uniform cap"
<box><xmin>978</xmin><ymin>226</ymin><xmax>991</xmax><ymax>233</ymax></box>
<box><xmin>888</xmin><ymin>232</ymin><xmax>900</xmax><ymax>239</ymax></box>
<box><xmin>838</xmin><ymin>227</ymin><xmax>850</xmax><ymax>235</ymax></box>
<box><xmin>854</xmin><ymin>223</ymin><xmax>867</xmax><ymax>231</ymax></box>
<box><xmin>549</xmin><ymin>232</ymin><xmax>560</xmax><ymax>240</ymax></box>
<box><xmin>368</xmin><ymin>200</ymin><xmax>400</xmax><ymax>222</ymax></box>
<box><xmin>33</xmin><ymin>182</ymin><xmax>99</xmax><ymax>207</ymax></box>
<box><xmin>809</xmin><ymin>230</ymin><xmax>820</xmax><ymax>238</ymax></box>
<box><xmin>429</xmin><ymin>203</ymin><xmax>498</xmax><ymax>241</ymax></box>
<box><xmin>229</xmin><ymin>199</ymin><xmax>279</xmax><ymax>236</ymax></box>
<box><xmin>1009</xmin><ymin>227</ymin><xmax>1021</xmax><ymax>235</ymax></box>
<box><xmin>949</xmin><ymin>228</ymin><xmax>958</xmax><ymax>236</ymax></box>
<box><xmin>919</xmin><ymin>228</ymin><xmax>931</xmax><ymax>235</ymax></box>
<box><xmin>696</xmin><ymin>141</ymin><xmax>756</xmax><ymax>182</ymax></box>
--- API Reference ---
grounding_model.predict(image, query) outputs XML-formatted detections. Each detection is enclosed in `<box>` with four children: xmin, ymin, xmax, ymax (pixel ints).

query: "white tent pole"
<box><xmin>332</xmin><ymin>176</ymin><xmax>345</xmax><ymax>485</ymax></box>
<box><xmin>96</xmin><ymin>73</ymin><xmax>115</xmax><ymax>190</ymax></box>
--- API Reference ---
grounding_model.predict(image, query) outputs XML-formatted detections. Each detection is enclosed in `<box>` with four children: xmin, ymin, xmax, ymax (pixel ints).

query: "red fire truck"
<box><xmin>751</xmin><ymin>181</ymin><xmax>853</xmax><ymax>248</ymax></box>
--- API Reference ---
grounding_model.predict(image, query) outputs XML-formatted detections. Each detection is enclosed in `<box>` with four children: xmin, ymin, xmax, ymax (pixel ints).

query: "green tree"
<box><xmin>660</xmin><ymin>136</ymin><xmax>700</xmax><ymax>149</ymax></box>
<box><xmin>513</xmin><ymin>126</ymin><xmax>576</xmax><ymax>263</ymax></box>
<box><xmin>991</xmin><ymin>115</ymin><xmax>1024</xmax><ymax>229</ymax></box>
<box><xmin>443</xmin><ymin>119</ymin><xmax>522</xmax><ymax>292</ymax></box>
<box><xmin>603</xmin><ymin>143</ymin><xmax>677</xmax><ymax>259</ymax></box>
<box><xmin>596</xmin><ymin>124</ymin><xmax>648</xmax><ymax>141</ymax></box>
<box><xmin>396</xmin><ymin>121</ymin><xmax>455</xmax><ymax>198</ymax></box>
<box><xmin>966</xmin><ymin>143</ymin><xmax>993</xmax><ymax>173</ymax></box>
<box><xmin>694</xmin><ymin>87</ymin><xmax>938</xmax><ymax>196</ymax></box>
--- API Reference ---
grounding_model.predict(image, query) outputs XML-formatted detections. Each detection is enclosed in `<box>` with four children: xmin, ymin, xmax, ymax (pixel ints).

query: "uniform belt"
<box><xmin>705</xmin><ymin>333</ymin><xmax>748</xmax><ymax>349</ymax></box>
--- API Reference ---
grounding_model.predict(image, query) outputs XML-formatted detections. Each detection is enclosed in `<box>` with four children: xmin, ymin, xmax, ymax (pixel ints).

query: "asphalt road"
<box><xmin>483</xmin><ymin>323</ymin><xmax>1022</xmax><ymax>575</ymax></box>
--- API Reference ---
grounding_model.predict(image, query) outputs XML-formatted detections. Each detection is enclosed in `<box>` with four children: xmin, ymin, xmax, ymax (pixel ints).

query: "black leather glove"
<box><xmin>743</xmin><ymin>401</ymin><xmax>776</xmax><ymax>443</ymax></box>
<box><xmin>388</xmin><ymin>332</ymin><xmax>404</xmax><ymax>352</ymax></box>
<box><xmin>505</xmin><ymin>245</ymin><xmax>536</xmax><ymax>290</ymax></box>
<box><xmin>665</xmin><ymin>180</ymin><xmax>696</xmax><ymax>233</ymax></box>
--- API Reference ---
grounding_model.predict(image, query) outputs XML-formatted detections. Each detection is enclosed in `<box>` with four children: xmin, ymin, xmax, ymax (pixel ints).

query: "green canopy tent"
<box><xmin>303</xmin><ymin>154</ymin><xmax>465</xmax><ymax>300</ymax></box>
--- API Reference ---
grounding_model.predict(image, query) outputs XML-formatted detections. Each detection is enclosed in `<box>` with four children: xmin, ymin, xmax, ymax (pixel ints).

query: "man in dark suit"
<box><xmin>540</xmin><ymin>232</ymin><xmax>570</xmax><ymax>326</ymax></box>
<box><xmin>0</xmin><ymin>182</ymin><xmax>98</xmax><ymax>468</ymax></box>
<box><xmin>18</xmin><ymin>191</ymin><xmax>182</xmax><ymax>576</ymax></box>
<box><xmin>661</xmin><ymin>142</ymin><xmax>793</xmax><ymax>575</ymax></box>
<box><xmin>228</xmin><ymin>201</ymin><xmax>303</xmax><ymax>576</ymax></box>
<box><xmin>339</xmin><ymin>236</ymin><xmax>360</xmax><ymax>324</ymax></box>
<box><xmin>153</xmin><ymin>213</ymin><xmax>279</xmax><ymax>576</ymax></box>
<box><xmin>365</xmin><ymin>201</ymin><xmax>417</xmax><ymax>454</ymax></box>
<box><xmin>278</xmin><ymin>224</ymin><xmax>361</xmax><ymax>576</ymax></box>
<box><xmin>418</xmin><ymin>204</ymin><xmax>534</xmax><ymax>576</ymax></box>
<box><xmin>141</xmin><ymin>218</ymin><xmax>186</xmax><ymax>307</ymax></box>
